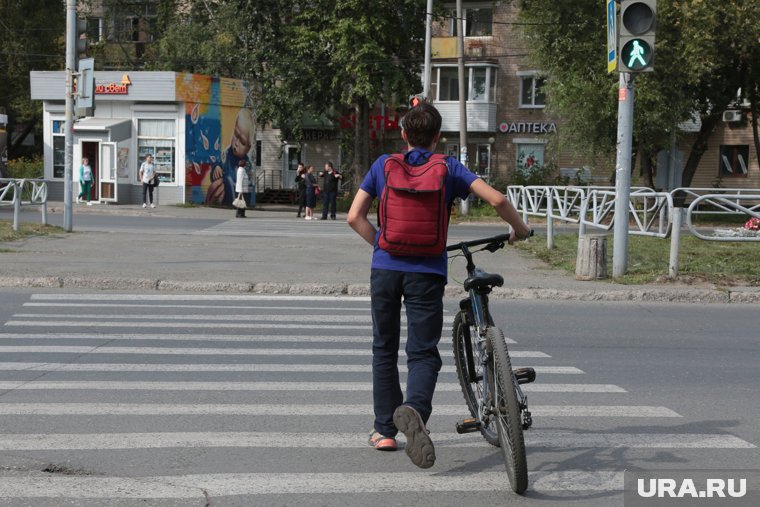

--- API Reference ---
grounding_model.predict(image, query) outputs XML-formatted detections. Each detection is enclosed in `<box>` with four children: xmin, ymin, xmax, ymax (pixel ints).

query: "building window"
<box><xmin>137</xmin><ymin>119</ymin><xmax>176</xmax><ymax>183</ymax></box>
<box><xmin>449</xmin><ymin>7</ymin><xmax>493</xmax><ymax>37</ymax></box>
<box><xmin>476</xmin><ymin>144</ymin><xmax>491</xmax><ymax>178</ymax></box>
<box><xmin>52</xmin><ymin>120</ymin><xmax>65</xmax><ymax>179</ymax></box>
<box><xmin>85</xmin><ymin>17</ymin><xmax>103</xmax><ymax>42</ymax></box>
<box><xmin>515</xmin><ymin>143</ymin><xmax>546</xmax><ymax>179</ymax></box>
<box><xmin>719</xmin><ymin>145</ymin><xmax>749</xmax><ymax>177</ymax></box>
<box><xmin>519</xmin><ymin>75</ymin><xmax>546</xmax><ymax>108</ymax></box>
<box><xmin>432</xmin><ymin>65</ymin><xmax>497</xmax><ymax>102</ymax></box>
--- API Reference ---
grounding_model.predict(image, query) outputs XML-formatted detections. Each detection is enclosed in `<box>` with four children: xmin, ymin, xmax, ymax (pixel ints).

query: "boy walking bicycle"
<box><xmin>347</xmin><ymin>101</ymin><xmax>530</xmax><ymax>468</ymax></box>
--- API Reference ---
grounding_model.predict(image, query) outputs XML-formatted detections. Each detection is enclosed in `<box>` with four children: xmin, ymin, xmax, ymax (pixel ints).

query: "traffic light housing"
<box><xmin>618</xmin><ymin>0</ymin><xmax>656</xmax><ymax>72</ymax></box>
<box><xmin>409</xmin><ymin>94</ymin><xmax>426</xmax><ymax>108</ymax></box>
<box><xmin>76</xmin><ymin>18</ymin><xmax>88</xmax><ymax>66</ymax></box>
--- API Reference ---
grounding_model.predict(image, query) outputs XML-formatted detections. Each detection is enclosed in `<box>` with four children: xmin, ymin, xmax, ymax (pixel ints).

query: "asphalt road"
<box><xmin>0</xmin><ymin>289</ymin><xmax>757</xmax><ymax>506</ymax></box>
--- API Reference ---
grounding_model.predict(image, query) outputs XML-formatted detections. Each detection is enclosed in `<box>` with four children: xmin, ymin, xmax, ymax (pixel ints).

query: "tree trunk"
<box><xmin>352</xmin><ymin>98</ymin><xmax>370</xmax><ymax>185</ymax></box>
<box><xmin>675</xmin><ymin>110</ymin><xmax>724</xmax><ymax>207</ymax></box>
<box><xmin>641</xmin><ymin>149</ymin><xmax>655</xmax><ymax>189</ymax></box>
<box><xmin>750</xmin><ymin>95</ymin><xmax>760</xmax><ymax>167</ymax></box>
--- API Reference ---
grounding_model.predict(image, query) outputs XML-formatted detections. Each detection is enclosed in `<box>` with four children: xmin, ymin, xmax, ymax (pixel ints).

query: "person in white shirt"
<box><xmin>77</xmin><ymin>157</ymin><xmax>94</xmax><ymax>206</ymax></box>
<box><xmin>234</xmin><ymin>159</ymin><xmax>250</xmax><ymax>218</ymax></box>
<box><xmin>138</xmin><ymin>154</ymin><xmax>157</xmax><ymax>208</ymax></box>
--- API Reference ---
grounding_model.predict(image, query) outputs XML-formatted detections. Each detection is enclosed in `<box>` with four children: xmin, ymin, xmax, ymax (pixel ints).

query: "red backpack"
<box><xmin>378</xmin><ymin>153</ymin><xmax>449</xmax><ymax>256</ymax></box>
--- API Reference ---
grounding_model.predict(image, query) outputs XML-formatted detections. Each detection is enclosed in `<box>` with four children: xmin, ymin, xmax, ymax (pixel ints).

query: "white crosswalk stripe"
<box><xmin>0</xmin><ymin>292</ymin><xmax>753</xmax><ymax>504</ymax></box>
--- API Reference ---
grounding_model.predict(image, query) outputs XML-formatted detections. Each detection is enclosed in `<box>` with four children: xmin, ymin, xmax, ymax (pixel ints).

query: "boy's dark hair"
<box><xmin>402</xmin><ymin>103</ymin><xmax>442</xmax><ymax>148</ymax></box>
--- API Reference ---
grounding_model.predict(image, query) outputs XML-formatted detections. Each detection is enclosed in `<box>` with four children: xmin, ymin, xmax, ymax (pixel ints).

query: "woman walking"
<box><xmin>77</xmin><ymin>157</ymin><xmax>94</xmax><ymax>206</ymax></box>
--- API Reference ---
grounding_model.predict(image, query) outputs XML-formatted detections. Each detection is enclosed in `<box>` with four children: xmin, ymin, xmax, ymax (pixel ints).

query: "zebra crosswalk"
<box><xmin>0</xmin><ymin>293</ymin><xmax>754</xmax><ymax>505</ymax></box>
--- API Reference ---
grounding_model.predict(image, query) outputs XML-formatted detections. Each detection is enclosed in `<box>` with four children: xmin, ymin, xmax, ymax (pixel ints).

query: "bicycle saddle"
<box><xmin>463</xmin><ymin>270</ymin><xmax>504</xmax><ymax>291</ymax></box>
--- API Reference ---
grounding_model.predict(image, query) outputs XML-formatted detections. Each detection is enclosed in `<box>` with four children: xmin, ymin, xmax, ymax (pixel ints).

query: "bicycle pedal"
<box><xmin>514</xmin><ymin>367</ymin><xmax>536</xmax><ymax>385</ymax></box>
<box><xmin>455</xmin><ymin>418</ymin><xmax>482</xmax><ymax>434</ymax></box>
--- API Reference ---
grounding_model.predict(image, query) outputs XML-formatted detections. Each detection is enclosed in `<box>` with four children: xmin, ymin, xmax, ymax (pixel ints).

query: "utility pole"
<box><xmin>456</xmin><ymin>0</ymin><xmax>469</xmax><ymax>215</ymax></box>
<box><xmin>63</xmin><ymin>0</ymin><xmax>77</xmax><ymax>232</ymax></box>
<box><xmin>612</xmin><ymin>72</ymin><xmax>634</xmax><ymax>276</ymax></box>
<box><xmin>422</xmin><ymin>0</ymin><xmax>433</xmax><ymax>98</ymax></box>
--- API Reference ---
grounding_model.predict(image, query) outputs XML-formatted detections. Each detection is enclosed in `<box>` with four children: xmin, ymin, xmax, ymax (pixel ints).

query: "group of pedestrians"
<box><xmin>295</xmin><ymin>161</ymin><xmax>342</xmax><ymax>220</ymax></box>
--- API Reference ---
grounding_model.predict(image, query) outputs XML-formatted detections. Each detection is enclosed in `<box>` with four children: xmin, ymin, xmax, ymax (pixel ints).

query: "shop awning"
<box><xmin>74</xmin><ymin>118</ymin><xmax>132</xmax><ymax>142</ymax></box>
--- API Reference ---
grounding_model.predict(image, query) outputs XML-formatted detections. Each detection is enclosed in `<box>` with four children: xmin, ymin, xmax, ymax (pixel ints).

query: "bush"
<box><xmin>5</xmin><ymin>157</ymin><xmax>43</xmax><ymax>179</ymax></box>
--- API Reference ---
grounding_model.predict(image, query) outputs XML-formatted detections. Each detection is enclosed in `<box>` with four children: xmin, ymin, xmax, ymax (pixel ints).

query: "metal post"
<box><xmin>456</xmin><ymin>0</ymin><xmax>469</xmax><ymax>216</ymax></box>
<box><xmin>63</xmin><ymin>0</ymin><xmax>77</xmax><ymax>232</ymax></box>
<box><xmin>12</xmin><ymin>181</ymin><xmax>20</xmax><ymax>232</ymax></box>
<box><xmin>668</xmin><ymin>206</ymin><xmax>682</xmax><ymax>277</ymax></box>
<box><xmin>612</xmin><ymin>73</ymin><xmax>634</xmax><ymax>277</ymax></box>
<box><xmin>546</xmin><ymin>188</ymin><xmax>554</xmax><ymax>249</ymax></box>
<box><xmin>422</xmin><ymin>0</ymin><xmax>433</xmax><ymax>98</ymax></box>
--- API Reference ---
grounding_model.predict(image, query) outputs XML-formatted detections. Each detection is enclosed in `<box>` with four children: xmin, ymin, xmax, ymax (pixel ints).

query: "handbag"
<box><xmin>232</xmin><ymin>194</ymin><xmax>247</xmax><ymax>209</ymax></box>
<box><xmin>153</xmin><ymin>176</ymin><xmax>160</xmax><ymax>187</ymax></box>
<box><xmin>314</xmin><ymin>185</ymin><xmax>321</xmax><ymax>197</ymax></box>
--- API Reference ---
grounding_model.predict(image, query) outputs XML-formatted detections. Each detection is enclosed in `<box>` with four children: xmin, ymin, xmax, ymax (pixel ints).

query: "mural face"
<box><xmin>177</xmin><ymin>74</ymin><xmax>256</xmax><ymax>205</ymax></box>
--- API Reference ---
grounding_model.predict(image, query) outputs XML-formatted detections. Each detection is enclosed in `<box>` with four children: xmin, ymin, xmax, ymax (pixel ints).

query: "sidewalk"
<box><xmin>1</xmin><ymin>201</ymin><xmax>758</xmax><ymax>303</ymax></box>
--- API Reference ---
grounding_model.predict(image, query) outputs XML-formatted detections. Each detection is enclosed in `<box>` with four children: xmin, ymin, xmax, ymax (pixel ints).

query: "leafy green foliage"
<box><xmin>0</xmin><ymin>1</ymin><xmax>65</xmax><ymax>155</ymax></box>
<box><xmin>4</xmin><ymin>157</ymin><xmax>44</xmax><ymax>179</ymax></box>
<box><xmin>152</xmin><ymin>0</ymin><xmax>426</xmax><ymax>180</ymax></box>
<box><xmin>518</xmin><ymin>0</ymin><xmax>760</xmax><ymax>186</ymax></box>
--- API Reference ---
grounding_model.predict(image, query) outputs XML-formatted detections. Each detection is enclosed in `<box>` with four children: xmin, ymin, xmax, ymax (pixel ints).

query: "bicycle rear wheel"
<box><xmin>452</xmin><ymin>311</ymin><xmax>499</xmax><ymax>446</ymax></box>
<box><xmin>486</xmin><ymin>326</ymin><xmax>528</xmax><ymax>494</ymax></box>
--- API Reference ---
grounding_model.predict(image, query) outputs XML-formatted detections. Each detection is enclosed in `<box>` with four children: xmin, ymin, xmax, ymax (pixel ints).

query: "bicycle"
<box><xmin>448</xmin><ymin>232</ymin><xmax>536</xmax><ymax>494</ymax></box>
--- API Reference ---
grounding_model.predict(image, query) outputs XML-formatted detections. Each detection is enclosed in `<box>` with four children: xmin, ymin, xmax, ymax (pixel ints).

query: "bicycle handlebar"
<box><xmin>446</xmin><ymin>230</ymin><xmax>534</xmax><ymax>252</ymax></box>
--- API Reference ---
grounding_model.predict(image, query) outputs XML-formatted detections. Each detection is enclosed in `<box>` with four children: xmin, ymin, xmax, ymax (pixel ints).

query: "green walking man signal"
<box><xmin>621</xmin><ymin>38</ymin><xmax>652</xmax><ymax>71</ymax></box>
<box><xmin>618</xmin><ymin>0</ymin><xmax>656</xmax><ymax>73</ymax></box>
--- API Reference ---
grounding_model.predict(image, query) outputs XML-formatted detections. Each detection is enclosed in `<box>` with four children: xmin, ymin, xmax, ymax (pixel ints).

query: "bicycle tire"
<box><xmin>486</xmin><ymin>326</ymin><xmax>528</xmax><ymax>494</ymax></box>
<box><xmin>452</xmin><ymin>311</ymin><xmax>499</xmax><ymax>446</ymax></box>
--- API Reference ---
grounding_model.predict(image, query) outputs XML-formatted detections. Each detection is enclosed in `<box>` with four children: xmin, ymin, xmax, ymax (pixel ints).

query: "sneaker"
<box><xmin>368</xmin><ymin>430</ymin><xmax>397</xmax><ymax>451</ymax></box>
<box><xmin>305</xmin><ymin>216</ymin><xmax>312</xmax><ymax>220</ymax></box>
<box><xmin>142</xmin><ymin>203</ymin><xmax>147</xmax><ymax>208</ymax></box>
<box><xmin>86</xmin><ymin>202</ymin><xmax>92</xmax><ymax>206</ymax></box>
<box><xmin>150</xmin><ymin>204</ymin><xmax>156</xmax><ymax>209</ymax></box>
<box><xmin>393</xmin><ymin>405</ymin><xmax>435</xmax><ymax>469</ymax></box>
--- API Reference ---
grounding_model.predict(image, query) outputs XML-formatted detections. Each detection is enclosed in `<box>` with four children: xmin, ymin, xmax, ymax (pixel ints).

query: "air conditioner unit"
<box><xmin>722</xmin><ymin>110</ymin><xmax>743</xmax><ymax>123</ymax></box>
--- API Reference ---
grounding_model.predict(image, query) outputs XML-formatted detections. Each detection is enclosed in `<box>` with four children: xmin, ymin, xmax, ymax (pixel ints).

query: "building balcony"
<box><xmin>436</xmin><ymin>102</ymin><xmax>497</xmax><ymax>133</ymax></box>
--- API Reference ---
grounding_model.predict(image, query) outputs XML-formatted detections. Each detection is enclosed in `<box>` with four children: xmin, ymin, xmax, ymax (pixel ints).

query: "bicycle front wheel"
<box><xmin>486</xmin><ymin>326</ymin><xmax>528</xmax><ymax>494</ymax></box>
<box><xmin>452</xmin><ymin>311</ymin><xmax>499</xmax><ymax>446</ymax></box>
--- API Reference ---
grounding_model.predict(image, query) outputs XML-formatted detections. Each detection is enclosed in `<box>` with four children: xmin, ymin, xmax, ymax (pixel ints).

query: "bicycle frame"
<box><xmin>450</xmin><ymin>234</ymin><xmax>533</xmax><ymax>429</ymax></box>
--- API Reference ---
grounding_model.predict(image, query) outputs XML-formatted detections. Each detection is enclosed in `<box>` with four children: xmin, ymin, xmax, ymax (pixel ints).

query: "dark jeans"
<box><xmin>370</xmin><ymin>268</ymin><xmax>446</xmax><ymax>437</ymax></box>
<box><xmin>142</xmin><ymin>182</ymin><xmax>154</xmax><ymax>205</ymax></box>
<box><xmin>321</xmin><ymin>190</ymin><xmax>338</xmax><ymax>218</ymax></box>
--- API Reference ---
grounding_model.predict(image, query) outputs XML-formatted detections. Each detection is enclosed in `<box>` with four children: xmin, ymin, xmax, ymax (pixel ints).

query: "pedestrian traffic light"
<box><xmin>409</xmin><ymin>94</ymin><xmax>426</xmax><ymax>107</ymax></box>
<box><xmin>618</xmin><ymin>0</ymin><xmax>656</xmax><ymax>72</ymax></box>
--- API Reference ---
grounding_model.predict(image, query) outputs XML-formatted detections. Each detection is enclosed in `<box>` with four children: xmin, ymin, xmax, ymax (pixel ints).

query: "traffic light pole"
<box><xmin>456</xmin><ymin>0</ymin><xmax>469</xmax><ymax>216</ymax></box>
<box><xmin>612</xmin><ymin>72</ymin><xmax>635</xmax><ymax>277</ymax></box>
<box><xmin>63</xmin><ymin>0</ymin><xmax>77</xmax><ymax>232</ymax></box>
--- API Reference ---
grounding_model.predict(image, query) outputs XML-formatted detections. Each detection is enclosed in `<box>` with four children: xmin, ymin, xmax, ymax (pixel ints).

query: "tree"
<box><xmin>152</xmin><ymin>0</ymin><xmax>426</xmax><ymax>184</ymax></box>
<box><xmin>0</xmin><ymin>0</ymin><xmax>65</xmax><ymax>156</ymax></box>
<box><xmin>517</xmin><ymin>0</ymin><xmax>760</xmax><ymax>189</ymax></box>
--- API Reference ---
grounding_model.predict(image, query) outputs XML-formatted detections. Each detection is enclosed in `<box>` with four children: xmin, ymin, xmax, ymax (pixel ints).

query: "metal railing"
<box><xmin>256</xmin><ymin>169</ymin><xmax>283</xmax><ymax>191</ymax></box>
<box><xmin>507</xmin><ymin>184</ymin><xmax>760</xmax><ymax>278</ymax></box>
<box><xmin>0</xmin><ymin>178</ymin><xmax>48</xmax><ymax>232</ymax></box>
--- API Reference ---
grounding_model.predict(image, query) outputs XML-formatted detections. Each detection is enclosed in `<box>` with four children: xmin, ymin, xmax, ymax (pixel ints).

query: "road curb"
<box><xmin>0</xmin><ymin>276</ymin><xmax>758</xmax><ymax>303</ymax></box>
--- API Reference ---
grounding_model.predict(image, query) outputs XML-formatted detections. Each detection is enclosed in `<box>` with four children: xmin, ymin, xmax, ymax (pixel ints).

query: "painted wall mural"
<box><xmin>177</xmin><ymin>73</ymin><xmax>257</xmax><ymax>205</ymax></box>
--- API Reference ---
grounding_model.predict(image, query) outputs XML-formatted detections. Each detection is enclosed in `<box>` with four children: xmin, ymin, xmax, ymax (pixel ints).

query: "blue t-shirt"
<box><xmin>359</xmin><ymin>148</ymin><xmax>478</xmax><ymax>278</ymax></box>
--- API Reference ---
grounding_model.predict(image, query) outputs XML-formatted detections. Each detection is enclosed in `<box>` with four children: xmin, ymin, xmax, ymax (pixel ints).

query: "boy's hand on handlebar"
<box><xmin>508</xmin><ymin>228</ymin><xmax>534</xmax><ymax>244</ymax></box>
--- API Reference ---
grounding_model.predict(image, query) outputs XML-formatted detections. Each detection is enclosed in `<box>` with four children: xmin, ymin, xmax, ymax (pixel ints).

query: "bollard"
<box><xmin>12</xmin><ymin>181</ymin><xmax>20</xmax><ymax>232</ymax></box>
<box><xmin>669</xmin><ymin>207</ymin><xmax>683</xmax><ymax>278</ymax></box>
<box><xmin>575</xmin><ymin>234</ymin><xmax>608</xmax><ymax>280</ymax></box>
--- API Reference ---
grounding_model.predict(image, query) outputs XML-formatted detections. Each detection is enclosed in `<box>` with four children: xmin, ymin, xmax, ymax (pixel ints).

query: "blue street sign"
<box><xmin>607</xmin><ymin>0</ymin><xmax>617</xmax><ymax>73</ymax></box>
